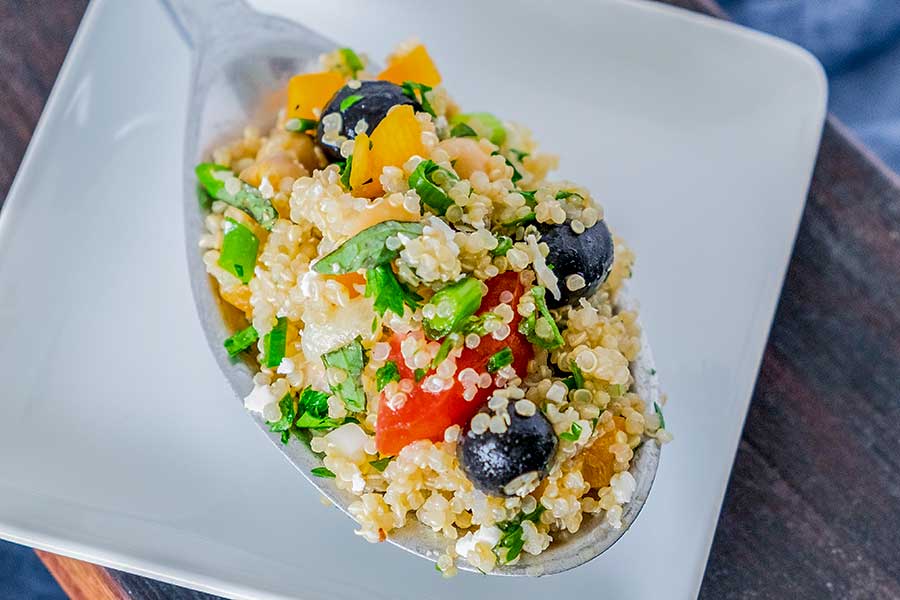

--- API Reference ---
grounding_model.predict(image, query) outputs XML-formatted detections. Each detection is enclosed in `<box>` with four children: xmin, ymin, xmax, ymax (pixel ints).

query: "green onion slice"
<box><xmin>262</xmin><ymin>317</ymin><xmax>288</xmax><ymax>368</ymax></box>
<box><xmin>408</xmin><ymin>160</ymin><xmax>458</xmax><ymax>215</ymax></box>
<box><xmin>423</xmin><ymin>277</ymin><xmax>485</xmax><ymax>339</ymax></box>
<box><xmin>224</xmin><ymin>325</ymin><xmax>259</xmax><ymax>357</ymax></box>
<box><xmin>219</xmin><ymin>218</ymin><xmax>259</xmax><ymax>284</ymax></box>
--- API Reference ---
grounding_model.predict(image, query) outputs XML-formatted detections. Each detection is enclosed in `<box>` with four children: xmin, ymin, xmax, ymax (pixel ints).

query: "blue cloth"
<box><xmin>720</xmin><ymin>0</ymin><xmax>900</xmax><ymax>171</ymax></box>
<box><xmin>0</xmin><ymin>540</ymin><xmax>65</xmax><ymax>599</ymax></box>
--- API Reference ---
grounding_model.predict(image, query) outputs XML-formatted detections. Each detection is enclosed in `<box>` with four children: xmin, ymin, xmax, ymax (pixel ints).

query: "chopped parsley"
<box><xmin>491</xmin><ymin>235</ymin><xmax>513</xmax><ymax>256</ymax></box>
<box><xmin>518</xmin><ymin>286</ymin><xmax>564</xmax><ymax>350</ymax></box>
<box><xmin>375</xmin><ymin>361</ymin><xmax>401</xmax><ymax>391</ymax></box>
<box><xmin>414</xmin><ymin>368</ymin><xmax>427</xmax><ymax>382</ymax></box>
<box><xmin>223</xmin><ymin>325</ymin><xmax>258</xmax><ymax>357</ymax></box>
<box><xmin>486</xmin><ymin>347</ymin><xmax>514</xmax><ymax>373</ymax></box>
<box><xmin>313</xmin><ymin>220</ymin><xmax>424</xmax><ymax>275</ymax></box>
<box><xmin>339</xmin><ymin>155</ymin><xmax>353</xmax><ymax>190</ymax></box>
<box><xmin>338</xmin><ymin>47</ymin><xmax>364</xmax><ymax>77</ymax></box>
<box><xmin>266</xmin><ymin>387</ymin><xmax>343</xmax><ymax>444</ymax></box>
<box><xmin>339</xmin><ymin>94</ymin><xmax>364</xmax><ymax>111</ymax></box>
<box><xmin>311</xmin><ymin>467</ymin><xmax>336</xmax><ymax>478</ymax></box>
<box><xmin>569</xmin><ymin>360</ymin><xmax>585</xmax><ymax>389</ymax></box>
<box><xmin>369</xmin><ymin>456</ymin><xmax>393</xmax><ymax>472</ymax></box>
<box><xmin>322</xmin><ymin>338</ymin><xmax>367</xmax><ymax>413</ymax></box>
<box><xmin>266</xmin><ymin>394</ymin><xmax>296</xmax><ymax>443</ymax></box>
<box><xmin>262</xmin><ymin>317</ymin><xmax>288</xmax><ymax>368</ymax></box>
<box><xmin>400</xmin><ymin>81</ymin><xmax>436</xmax><ymax>116</ymax></box>
<box><xmin>559</xmin><ymin>421</ymin><xmax>583</xmax><ymax>442</ymax></box>
<box><xmin>365</xmin><ymin>264</ymin><xmax>422</xmax><ymax>319</ymax></box>
<box><xmin>493</xmin><ymin>505</ymin><xmax>546</xmax><ymax>564</ymax></box>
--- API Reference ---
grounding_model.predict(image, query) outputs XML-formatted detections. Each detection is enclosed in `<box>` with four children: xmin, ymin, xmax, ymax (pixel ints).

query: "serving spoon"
<box><xmin>164</xmin><ymin>0</ymin><xmax>661</xmax><ymax>576</ymax></box>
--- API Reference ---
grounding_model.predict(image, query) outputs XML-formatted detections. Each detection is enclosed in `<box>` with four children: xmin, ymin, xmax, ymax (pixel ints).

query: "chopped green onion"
<box><xmin>195</xmin><ymin>163</ymin><xmax>277</xmax><ymax>230</ymax></box>
<box><xmin>504</xmin><ymin>211</ymin><xmax>537</xmax><ymax>228</ymax></box>
<box><xmin>369</xmin><ymin>456</ymin><xmax>393</xmax><ymax>472</ymax></box>
<box><xmin>450</xmin><ymin>122</ymin><xmax>478</xmax><ymax>138</ymax></box>
<box><xmin>408</xmin><ymin>159</ymin><xmax>458</xmax><ymax>215</ymax></box>
<box><xmin>400</xmin><ymin>81</ymin><xmax>436</xmax><ymax>116</ymax></box>
<box><xmin>365</xmin><ymin>264</ymin><xmax>422</xmax><ymax>319</ymax></box>
<box><xmin>486</xmin><ymin>347</ymin><xmax>514</xmax><ymax>373</ymax></box>
<box><xmin>339</xmin><ymin>94</ymin><xmax>364</xmax><ymax>111</ymax></box>
<box><xmin>654</xmin><ymin>402</ymin><xmax>666</xmax><ymax>430</ymax></box>
<box><xmin>422</xmin><ymin>277</ymin><xmax>485</xmax><ymax>339</ymax></box>
<box><xmin>491</xmin><ymin>236</ymin><xmax>513</xmax><ymax>256</ymax></box>
<box><xmin>339</xmin><ymin>48</ymin><xmax>364</xmax><ymax>77</ymax></box>
<box><xmin>559</xmin><ymin>422</ymin><xmax>582</xmax><ymax>442</ymax></box>
<box><xmin>311</xmin><ymin>467</ymin><xmax>336</xmax><ymax>478</ymax></box>
<box><xmin>449</xmin><ymin>113</ymin><xmax>506</xmax><ymax>146</ymax></box>
<box><xmin>262</xmin><ymin>317</ymin><xmax>288</xmax><ymax>368</ymax></box>
<box><xmin>223</xmin><ymin>325</ymin><xmax>259</xmax><ymax>357</ymax></box>
<box><xmin>432</xmin><ymin>332</ymin><xmax>462</xmax><ymax>368</ymax></box>
<box><xmin>285</xmin><ymin>117</ymin><xmax>318</xmax><ymax>133</ymax></box>
<box><xmin>219</xmin><ymin>218</ymin><xmax>259</xmax><ymax>284</ymax></box>
<box><xmin>518</xmin><ymin>286</ymin><xmax>564</xmax><ymax>350</ymax></box>
<box><xmin>322</xmin><ymin>338</ymin><xmax>367</xmax><ymax>413</ymax></box>
<box><xmin>375</xmin><ymin>361</ymin><xmax>401</xmax><ymax>391</ymax></box>
<box><xmin>197</xmin><ymin>182</ymin><xmax>212</xmax><ymax>211</ymax></box>
<box><xmin>313</xmin><ymin>220</ymin><xmax>425</xmax><ymax>275</ymax></box>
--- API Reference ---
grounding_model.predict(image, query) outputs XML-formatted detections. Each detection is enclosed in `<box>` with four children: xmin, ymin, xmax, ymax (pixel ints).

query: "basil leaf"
<box><xmin>375</xmin><ymin>361</ymin><xmax>401</xmax><ymax>392</ymax></box>
<box><xmin>314</xmin><ymin>221</ymin><xmax>424</xmax><ymax>275</ymax></box>
<box><xmin>400</xmin><ymin>81</ymin><xmax>436</xmax><ymax>116</ymax></box>
<box><xmin>486</xmin><ymin>347</ymin><xmax>514</xmax><ymax>373</ymax></box>
<box><xmin>322</xmin><ymin>338</ymin><xmax>367</xmax><ymax>412</ymax></box>
<box><xmin>311</xmin><ymin>466</ymin><xmax>336</xmax><ymax>478</ymax></box>
<box><xmin>219</xmin><ymin>218</ymin><xmax>259</xmax><ymax>284</ymax></box>
<box><xmin>365</xmin><ymin>264</ymin><xmax>422</xmax><ymax>319</ymax></box>
<box><xmin>223</xmin><ymin>325</ymin><xmax>259</xmax><ymax>357</ymax></box>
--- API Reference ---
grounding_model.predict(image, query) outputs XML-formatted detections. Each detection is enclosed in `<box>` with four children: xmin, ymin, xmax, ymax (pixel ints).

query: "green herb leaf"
<box><xmin>365</xmin><ymin>264</ymin><xmax>422</xmax><ymax>319</ymax></box>
<box><xmin>569</xmin><ymin>360</ymin><xmax>585</xmax><ymax>389</ymax></box>
<box><xmin>554</xmin><ymin>190</ymin><xmax>582</xmax><ymax>201</ymax></box>
<box><xmin>559</xmin><ymin>421</ymin><xmax>583</xmax><ymax>442</ymax></box>
<box><xmin>339</xmin><ymin>48</ymin><xmax>364</xmax><ymax>77</ymax></box>
<box><xmin>400</xmin><ymin>81</ymin><xmax>436</xmax><ymax>116</ymax></box>
<box><xmin>311</xmin><ymin>466</ymin><xmax>336</xmax><ymax>478</ymax></box>
<box><xmin>369</xmin><ymin>456</ymin><xmax>393</xmax><ymax>472</ymax></box>
<box><xmin>504</xmin><ymin>212</ymin><xmax>537</xmax><ymax>227</ymax></box>
<box><xmin>375</xmin><ymin>361</ymin><xmax>401</xmax><ymax>391</ymax></box>
<box><xmin>267</xmin><ymin>394</ymin><xmax>296</xmax><ymax>434</ymax></box>
<box><xmin>262</xmin><ymin>317</ymin><xmax>288</xmax><ymax>368</ymax></box>
<box><xmin>339</xmin><ymin>155</ymin><xmax>353</xmax><ymax>190</ymax></box>
<box><xmin>654</xmin><ymin>402</ymin><xmax>666</xmax><ymax>430</ymax></box>
<box><xmin>518</xmin><ymin>287</ymin><xmax>564</xmax><ymax>350</ymax></box>
<box><xmin>223</xmin><ymin>325</ymin><xmax>259</xmax><ymax>357</ymax></box>
<box><xmin>408</xmin><ymin>159</ymin><xmax>458</xmax><ymax>215</ymax></box>
<box><xmin>449</xmin><ymin>113</ymin><xmax>506</xmax><ymax>145</ymax></box>
<box><xmin>493</xmin><ymin>505</ymin><xmax>546</xmax><ymax>564</ymax></box>
<box><xmin>339</xmin><ymin>94</ymin><xmax>364</xmax><ymax>111</ymax></box>
<box><xmin>195</xmin><ymin>163</ymin><xmax>278</xmax><ymax>230</ymax></box>
<box><xmin>509</xmin><ymin>149</ymin><xmax>529</xmax><ymax>162</ymax></box>
<box><xmin>293</xmin><ymin>387</ymin><xmax>342</xmax><ymax>430</ymax></box>
<box><xmin>422</xmin><ymin>277</ymin><xmax>485</xmax><ymax>339</ymax></box>
<box><xmin>285</xmin><ymin>117</ymin><xmax>318</xmax><ymax>133</ymax></box>
<box><xmin>432</xmin><ymin>332</ymin><xmax>462</xmax><ymax>368</ymax></box>
<box><xmin>492</xmin><ymin>150</ymin><xmax>523</xmax><ymax>183</ymax></box>
<box><xmin>322</xmin><ymin>338</ymin><xmax>367</xmax><ymax>413</ymax></box>
<box><xmin>491</xmin><ymin>236</ymin><xmax>513</xmax><ymax>256</ymax></box>
<box><xmin>486</xmin><ymin>347</ymin><xmax>514</xmax><ymax>373</ymax></box>
<box><xmin>314</xmin><ymin>220</ymin><xmax>425</xmax><ymax>275</ymax></box>
<box><xmin>414</xmin><ymin>368</ymin><xmax>427</xmax><ymax>382</ymax></box>
<box><xmin>450</xmin><ymin>122</ymin><xmax>478</xmax><ymax>138</ymax></box>
<box><xmin>219</xmin><ymin>217</ymin><xmax>259</xmax><ymax>284</ymax></box>
<box><xmin>197</xmin><ymin>182</ymin><xmax>212</xmax><ymax>211</ymax></box>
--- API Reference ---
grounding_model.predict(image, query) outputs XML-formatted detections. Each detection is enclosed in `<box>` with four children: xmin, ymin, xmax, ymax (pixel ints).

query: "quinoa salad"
<box><xmin>195</xmin><ymin>43</ymin><xmax>671</xmax><ymax>576</ymax></box>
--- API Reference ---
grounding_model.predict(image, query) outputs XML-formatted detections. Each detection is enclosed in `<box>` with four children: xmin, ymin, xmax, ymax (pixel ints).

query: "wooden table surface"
<box><xmin>3</xmin><ymin>1</ymin><xmax>899</xmax><ymax>598</ymax></box>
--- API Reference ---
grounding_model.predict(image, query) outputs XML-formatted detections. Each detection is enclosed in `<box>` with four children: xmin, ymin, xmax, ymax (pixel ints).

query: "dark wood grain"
<box><xmin>2</xmin><ymin>1</ymin><xmax>899</xmax><ymax>599</ymax></box>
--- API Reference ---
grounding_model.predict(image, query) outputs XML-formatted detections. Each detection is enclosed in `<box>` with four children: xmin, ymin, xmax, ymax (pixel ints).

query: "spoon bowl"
<box><xmin>166</xmin><ymin>0</ymin><xmax>661</xmax><ymax>575</ymax></box>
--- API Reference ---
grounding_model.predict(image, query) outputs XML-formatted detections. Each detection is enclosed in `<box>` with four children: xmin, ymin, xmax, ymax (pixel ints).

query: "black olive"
<box><xmin>316</xmin><ymin>80</ymin><xmax>420</xmax><ymax>161</ymax></box>
<box><xmin>540</xmin><ymin>220</ymin><xmax>614</xmax><ymax>308</ymax></box>
<box><xmin>459</xmin><ymin>400</ymin><xmax>557</xmax><ymax>497</ymax></box>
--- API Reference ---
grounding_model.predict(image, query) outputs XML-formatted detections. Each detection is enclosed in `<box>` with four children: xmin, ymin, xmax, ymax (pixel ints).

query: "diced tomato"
<box><xmin>375</xmin><ymin>271</ymin><xmax>533</xmax><ymax>455</ymax></box>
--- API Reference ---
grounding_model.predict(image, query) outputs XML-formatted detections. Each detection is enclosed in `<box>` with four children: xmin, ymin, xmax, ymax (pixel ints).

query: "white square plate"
<box><xmin>0</xmin><ymin>0</ymin><xmax>826</xmax><ymax>598</ymax></box>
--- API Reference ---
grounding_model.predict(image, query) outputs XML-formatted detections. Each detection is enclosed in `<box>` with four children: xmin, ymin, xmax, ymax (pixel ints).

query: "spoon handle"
<box><xmin>161</xmin><ymin>0</ymin><xmax>257</xmax><ymax>48</ymax></box>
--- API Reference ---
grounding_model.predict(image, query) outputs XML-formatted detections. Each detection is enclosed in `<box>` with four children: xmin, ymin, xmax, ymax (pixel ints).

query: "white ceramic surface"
<box><xmin>0</xmin><ymin>0</ymin><xmax>826</xmax><ymax>598</ymax></box>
